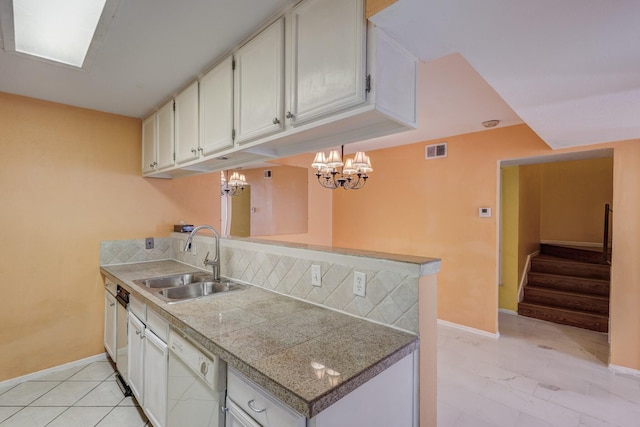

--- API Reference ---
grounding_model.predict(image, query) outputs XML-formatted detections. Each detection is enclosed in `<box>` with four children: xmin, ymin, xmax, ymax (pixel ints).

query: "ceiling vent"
<box><xmin>425</xmin><ymin>142</ymin><xmax>447</xmax><ymax>160</ymax></box>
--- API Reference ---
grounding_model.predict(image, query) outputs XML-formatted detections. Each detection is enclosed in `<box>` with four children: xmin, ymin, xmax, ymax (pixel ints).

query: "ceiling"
<box><xmin>0</xmin><ymin>0</ymin><xmax>638</xmax><ymax>151</ymax></box>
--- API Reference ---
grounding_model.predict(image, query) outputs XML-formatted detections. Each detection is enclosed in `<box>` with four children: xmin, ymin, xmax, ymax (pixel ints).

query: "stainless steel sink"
<box><xmin>131</xmin><ymin>272</ymin><xmax>247</xmax><ymax>303</ymax></box>
<box><xmin>159</xmin><ymin>280</ymin><xmax>246</xmax><ymax>301</ymax></box>
<box><xmin>134</xmin><ymin>272</ymin><xmax>212</xmax><ymax>288</ymax></box>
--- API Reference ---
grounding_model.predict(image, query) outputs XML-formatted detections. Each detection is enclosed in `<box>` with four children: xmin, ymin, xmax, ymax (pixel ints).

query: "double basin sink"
<box><xmin>132</xmin><ymin>271</ymin><xmax>247</xmax><ymax>304</ymax></box>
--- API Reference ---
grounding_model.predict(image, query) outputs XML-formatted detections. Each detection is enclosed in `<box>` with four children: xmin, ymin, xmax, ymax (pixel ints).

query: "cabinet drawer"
<box><xmin>227</xmin><ymin>368</ymin><xmax>305</xmax><ymax>427</ymax></box>
<box><xmin>105</xmin><ymin>279</ymin><xmax>117</xmax><ymax>297</ymax></box>
<box><xmin>146</xmin><ymin>307</ymin><xmax>169</xmax><ymax>342</ymax></box>
<box><xmin>129</xmin><ymin>295</ymin><xmax>146</xmax><ymax>321</ymax></box>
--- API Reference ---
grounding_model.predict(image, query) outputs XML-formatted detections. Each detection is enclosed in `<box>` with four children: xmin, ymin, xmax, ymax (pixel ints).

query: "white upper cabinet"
<box><xmin>156</xmin><ymin>100</ymin><xmax>175</xmax><ymax>171</ymax></box>
<box><xmin>234</xmin><ymin>18</ymin><xmax>285</xmax><ymax>144</ymax></box>
<box><xmin>141</xmin><ymin>115</ymin><xmax>157</xmax><ymax>174</ymax></box>
<box><xmin>174</xmin><ymin>81</ymin><xmax>200</xmax><ymax>165</ymax></box>
<box><xmin>199</xmin><ymin>56</ymin><xmax>234</xmax><ymax>156</ymax></box>
<box><xmin>287</xmin><ymin>0</ymin><xmax>366</xmax><ymax>126</ymax></box>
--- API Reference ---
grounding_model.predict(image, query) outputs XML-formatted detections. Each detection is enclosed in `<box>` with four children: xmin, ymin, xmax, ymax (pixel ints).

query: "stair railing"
<box><xmin>603</xmin><ymin>203</ymin><xmax>612</xmax><ymax>263</ymax></box>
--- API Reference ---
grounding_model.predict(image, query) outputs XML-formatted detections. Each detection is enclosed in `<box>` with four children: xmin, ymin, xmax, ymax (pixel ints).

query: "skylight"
<box><xmin>12</xmin><ymin>0</ymin><xmax>107</xmax><ymax>67</ymax></box>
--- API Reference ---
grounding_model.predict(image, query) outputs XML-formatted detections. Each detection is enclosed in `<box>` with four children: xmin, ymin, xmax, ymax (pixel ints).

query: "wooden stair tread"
<box><xmin>534</xmin><ymin>254</ymin><xmax>610</xmax><ymax>266</ymax></box>
<box><xmin>525</xmin><ymin>285</ymin><xmax>609</xmax><ymax>301</ymax></box>
<box><xmin>518</xmin><ymin>302</ymin><xmax>609</xmax><ymax>332</ymax></box>
<box><xmin>528</xmin><ymin>271</ymin><xmax>609</xmax><ymax>284</ymax></box>
<box><xmin>519</xmin><ymin>302</ymin><xmax>608</xmax><ymax>318</ymax></box>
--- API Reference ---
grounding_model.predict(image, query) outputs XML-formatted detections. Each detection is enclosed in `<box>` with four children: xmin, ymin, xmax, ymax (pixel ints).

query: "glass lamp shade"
<box><xmin>220</xmin><ymin>171</ymin><xmax>227</xmax><ymax>185</ymax></box>
<box><xmin>326</xmin><ymin>150</ymin><xmax>344</xmax><ymax>168</ymax></box>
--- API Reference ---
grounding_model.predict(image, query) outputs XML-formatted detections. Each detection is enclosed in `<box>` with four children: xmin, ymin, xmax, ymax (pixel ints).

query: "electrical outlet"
<box><xmin>145</xmin><ymin>237</ymin><xmax>154</xmax><ymax>249</ymax></box>
<box><xmin>353</xmin><ymin>271</ymin><xmax>366</xmax><ymax>297</ymax></box>
<box><xmin>311</xmin><ymin>264</ymin><xmax>321</xmax><ymax>286</ymax></box>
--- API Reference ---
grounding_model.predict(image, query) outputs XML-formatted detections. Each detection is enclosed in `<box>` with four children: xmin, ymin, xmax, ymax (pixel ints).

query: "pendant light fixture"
<box><xmin>311</xmin><ymin>146</ymin><xmax>373</xmax><ymax>190</ymax></box>
<box><xmin>220</xmin><ymin>170</ymin><xmax>247</xmax><ymax>197</ymax></box>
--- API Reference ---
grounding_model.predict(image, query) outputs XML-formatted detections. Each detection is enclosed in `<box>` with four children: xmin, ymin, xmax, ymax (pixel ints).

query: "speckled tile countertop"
<box><xmin>100</xmin><ymin>260</ymin><xmax>419</xmax><ymax>418</ymax></box>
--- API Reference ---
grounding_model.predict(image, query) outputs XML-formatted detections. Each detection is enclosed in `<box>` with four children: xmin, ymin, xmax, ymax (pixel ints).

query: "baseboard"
<box><xmin>0</xmin><ymin>353</ymin><xmax>109</xmax><ymax>389</ymax></box>
<box><xmin>609</xmin><ymin>364</ymin><xmax>640</xmax><ymax>379</ymax></box>
<box><xmin>498</xmin><ymin>308</ymin><xmax>518</xmax><ymax>316</ymax></box>
<box><xmin>540</xmin><ymin>240</ymin><xmax>603</xmax><ymax>248</ymax></box>
<box><xmin>437</xmin><ymin>319</ymin><xmax>500</xmax><ymax>339</ymax></box>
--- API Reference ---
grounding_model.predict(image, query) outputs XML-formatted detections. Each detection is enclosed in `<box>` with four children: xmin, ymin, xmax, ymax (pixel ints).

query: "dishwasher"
<box><xmin>167</xmin><ymin>328</ymin><xmax>227</xmax><ymax>427</ymax></box>
<box><xmin>115</xmin><ymin>285</ymin><xmax>132</xmax><ymax>396</ymax></box>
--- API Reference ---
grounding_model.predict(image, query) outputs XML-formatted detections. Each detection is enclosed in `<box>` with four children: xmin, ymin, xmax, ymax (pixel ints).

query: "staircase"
<box><xmin>518</xmin><ymin>244</ymin><xmax>610</xmax><ymax>333</ymax></box>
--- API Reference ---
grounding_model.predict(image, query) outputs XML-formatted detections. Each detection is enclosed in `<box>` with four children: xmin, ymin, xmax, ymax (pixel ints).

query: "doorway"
<box><xmin>497</xmin><ymin>149</ymin><xmax>613</xmax><ymax>349</ymax></box>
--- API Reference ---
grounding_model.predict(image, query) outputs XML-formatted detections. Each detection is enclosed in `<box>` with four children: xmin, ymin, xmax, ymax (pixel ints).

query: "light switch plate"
<box><xmin>353</xmin><ymin>271</ymin><xmax>366</xmax><ymax>297</ymax></box>
<box><xmin>311</xmin><ymin>264</ymin><xmax>321</xmax><ymax>286</ymax></box>
<box><xmin>479</xmin><ymin>207</ymin><xmax>492</xmax><ymax>218</ymax></box>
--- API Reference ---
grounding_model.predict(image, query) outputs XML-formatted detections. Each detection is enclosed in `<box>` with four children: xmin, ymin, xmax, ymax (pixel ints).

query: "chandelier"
<box><xmin>311</xmin><ymin>146</ymin><xmax>373</xmax><ymax>190</ymax></box>
<box><xmin>220</xmin><ymin>170</ymin><xmax>247</xmax><ymax>197</ymax></box>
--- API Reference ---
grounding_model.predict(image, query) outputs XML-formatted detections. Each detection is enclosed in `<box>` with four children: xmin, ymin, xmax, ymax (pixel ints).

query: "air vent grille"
<box><xmin>425</xmin><ymin>142</ymin><xmax>447</xmax><ymax>159</ymax></box>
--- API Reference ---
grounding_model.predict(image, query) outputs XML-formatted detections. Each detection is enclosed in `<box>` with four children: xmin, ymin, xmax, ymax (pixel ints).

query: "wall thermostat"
<box><xmin>479</xmin><ymin>207</ymin><xmax>492</xmax><ymax>218</ymax></box>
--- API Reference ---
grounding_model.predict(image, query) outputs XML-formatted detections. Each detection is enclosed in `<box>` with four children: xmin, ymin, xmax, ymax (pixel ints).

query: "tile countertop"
<box><xmin>100</xmin><ymin>260</ymin><xmax>419</xmax><ymax>419</ymax></box>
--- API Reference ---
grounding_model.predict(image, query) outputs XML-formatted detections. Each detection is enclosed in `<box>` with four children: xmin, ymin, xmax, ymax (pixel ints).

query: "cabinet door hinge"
<box><xmin>173</xmin><ymin>152</ymin><xmax>176</xmax><ymax>161</ymax></box>
<box><xmin>173</xmin><ymin>100</ymin><xmax>176</xmax><ymax>111</ymax></box>
<box><xmin>365</xmin><ymin>74</ymin><xmax>371</xmax><ymax>93</ymax></box>
<box><xmin>232</xmin><ymin>58</ymin><xmax>236</xmax><ymax>70</ymax></box>
<box><xmin>232</xmin><ymin>129</ymin><xmax>236</xmax><ymax>140</ymax></box>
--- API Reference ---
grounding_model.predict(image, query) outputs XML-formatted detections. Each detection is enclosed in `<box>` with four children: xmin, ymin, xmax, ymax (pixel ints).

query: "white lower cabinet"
<box><xmin>127</xmin><ymin>297</ymin><xmax>169</xmax><ymax>427</ymax></box>
<box><xmin>127</xmin><ymin>313</ymin><xmax>145</xmax><ymax>403</ymax></box>
<box><xmin>226</xmin><ymin>367</ymin><xmax>305</xmax><ymax>427</ymax></box>
<box><xmin>103</xmin><ymin>289</ymin><xmax>117</xmax><ymax>361</ymax></box>
<box><xmin>144</xmin><ymin>329</ymin><xmax>168</xmax><ymax>427</ymax></box>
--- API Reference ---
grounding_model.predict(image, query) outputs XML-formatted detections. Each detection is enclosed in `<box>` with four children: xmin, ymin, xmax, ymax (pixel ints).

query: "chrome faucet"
<box><xmin>183</xmin><ymin>224</ymin><xmax>221</xmax><ymax>281</ymax></box>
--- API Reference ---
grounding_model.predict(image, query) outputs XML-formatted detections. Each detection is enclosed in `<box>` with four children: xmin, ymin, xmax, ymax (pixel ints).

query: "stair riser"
<box><xmin>540</xmin><ymin>244</ymin><xmax>608</xmax><ymax>264</ymax></box>
<box><xmin>528</xmin><ymin>273</ymin><xmax>609</xmax><ymax>296</ymax></box>
<box><xmin>531</xmin><ymin>259</ymin><xmax>610</xmax><ymax>280</ymax></box>
<box><xmin>523</xmin><ymin>289</ymin><xmax>609</xmax><ymax>315</ymax></box>
<box><xmin>518</xmin><ymin>305</ymin><xmax>608</xmax><ymax>333</ymax></box>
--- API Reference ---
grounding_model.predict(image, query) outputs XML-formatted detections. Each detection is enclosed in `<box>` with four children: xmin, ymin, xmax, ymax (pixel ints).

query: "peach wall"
<box><xmin>332</xmin><ymin>125</ymin><xmax>640</xmax><ymax>370</ymax></box>
<box><xmin>540</xmin><ymin>158</ymin><xmax>613</xmax><ymax>244</ymax></box>
<box><xmin>0</xmin><ymin>92</ymin><xmax>220</xmax><ymax>381</ymax></box>
<box><xmin>256</xmin><ymin>153</ymin><xmax>333</xmax><ymax>246</ymax></box>
<box><xmin>609</xmin><ymin>141</ymin><xmax>640</xmax><ymax>369</ymax></box>
<box><xmin>332</xmin><ymin>125</ymin><xmax>551</xmax><ymax>333</ymax></box>
<box><xmin>365</xmin><ymin>0</ymin><xmax>397</xmax><ymax>18</ymax></box>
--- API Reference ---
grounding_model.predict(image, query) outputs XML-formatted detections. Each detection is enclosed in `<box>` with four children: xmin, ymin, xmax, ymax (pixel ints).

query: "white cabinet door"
<box><xmin>225</xmin><ymin>399</ymin><xmax>261</xmax><ymax>427</ymax></box>
<box><xmin>156</xmin><ymin>100</ymin><xmax>175</xmax><ymax>170</ymax></box>
<box><xmin>288</xmin><ymin>0</ymin><xmax>366</xmax><ymax>126</ymax></box>
<box><xmin>141</xmin><ymin>115</ymin><xmax>157</xmax><ymax>174</ymax></box>
<box><xmin>144</xmin><ymin>330</ymin><xmax>168</xmax><ymax>427</ymax></box>
<box><xmin>175</xmin><ymin>81</ymin><xmax>200</xmax><ymax>164</ymax></box>
<box><xmin>103</xmin><ymin>291</ymin><xmax>117</xmax><ymax>361</ymax></box>
<box><xmin>200</xmin><ymin>56</ymin><xmax>234</xmax><ymax>156</ymax></box>
<box><xmin>234</xmin><ymin>18</ymin><xmax>284</xmax><ymax>144</ymax></box>
<box><xmin>127</xmin><ymin>313</ymin><xmax>145</xmax><ymax>404</ymax></box>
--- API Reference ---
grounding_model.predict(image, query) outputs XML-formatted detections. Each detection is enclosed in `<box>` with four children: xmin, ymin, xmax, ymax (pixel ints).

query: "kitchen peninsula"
<box><xmin>101</xmin><ymin>234</ymin><xmax>440</xmax><ymax>426</ymax></box>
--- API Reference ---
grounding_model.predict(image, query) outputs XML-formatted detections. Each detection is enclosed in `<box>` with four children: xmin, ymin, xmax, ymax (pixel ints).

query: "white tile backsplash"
<box><xmin>101</xmin><ymin>234</ymin><xmax>435</xmax><ymax>333</ymax></box>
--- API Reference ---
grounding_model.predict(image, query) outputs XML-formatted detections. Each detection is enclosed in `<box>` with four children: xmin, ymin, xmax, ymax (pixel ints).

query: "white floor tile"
<box><xmin>29</xmin><ymin>381</ymin><xmax>100</xmax><ymax>407</ymax></box>
<box><xmin>35</xmin><ymin>365</ymin><xmax>85</xmax><ymax>382</ymax></box>
<box><xmin>0</xmin><ymin>382</ymin><xmax>59</xmax><ymax>406</ymax></box>
<box><xmin>95</xmin><ymin>406</ymin><xmax>148</xmax><ymax>427</ymax></box>
<box><xmin>0</xmin><ymin>407</ymin><xmax>65</xmax><ymax>427</ymax></box>
<box><xmin>438</xmin><ymin>313</ymin><xmax>640</xmax><ymax>427</ymax></box>
<box><xmin>46</xmin><ymin>407</ymin><xmax>112</xmax><ymax>427</ymax></box>
<box><xmin>75</xmin><ymin>381</ymin><xmax>124</xmax><ymax>407</ymax></box>
<box><xmin>68</xmin><ymin>362</ymin><xmax>115</xmax><ymax>382</ymax></box>
<box><xmin>0</xmin><ymin>408</ymin><xmax>21</xmax><ymax>424</ymax></box>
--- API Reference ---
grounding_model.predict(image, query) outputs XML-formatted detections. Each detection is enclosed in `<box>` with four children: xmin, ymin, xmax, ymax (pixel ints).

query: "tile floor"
<box><xmin>439</xmin><ymin>312</ymin><xmax>640</xmax><ymax>427</ymax></box>
<box><xmin>0</xmin><ymin>356</ymin><xmax>149</xmax><ymax>427</ymax></box>
<box><xmin>1</xmin><ymin>313</ymin><xmax>639</xmax><ymax>426</ymax></box>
